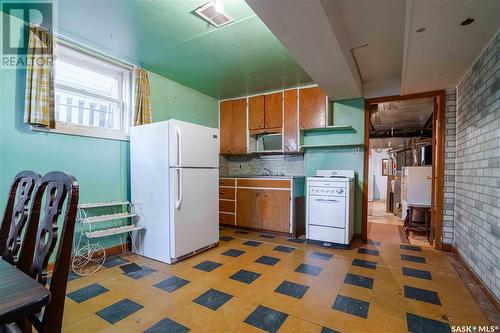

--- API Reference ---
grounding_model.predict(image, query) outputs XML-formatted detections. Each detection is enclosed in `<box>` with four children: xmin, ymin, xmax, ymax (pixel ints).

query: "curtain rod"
<box><xmin>23</xmin><ymin>22</ymin><xmax>136</xmax><ymax>70</ymax></box>
<box><xmin>55</xmin><ymin>34</ymin><xmax>135</xmax><ymax>70</ymax></box>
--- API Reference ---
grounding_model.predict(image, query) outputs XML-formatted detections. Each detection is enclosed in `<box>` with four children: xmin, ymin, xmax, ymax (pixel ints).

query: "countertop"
<box><xmin>221</xmin><ymin>175</ymin><xmax>305</xmax><ymax>179</ymax></box>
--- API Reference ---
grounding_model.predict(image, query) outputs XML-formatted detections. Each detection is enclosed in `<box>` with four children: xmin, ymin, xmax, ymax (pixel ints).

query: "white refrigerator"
<box><xmin>130</xmin><ymin>119</ymin><xmax>219</xmax><ymax>264</ymax></box>
<box><xmin>401</xmin><ymin>166</ymin><xmax>432</xmax><ymax>220</ymax></box>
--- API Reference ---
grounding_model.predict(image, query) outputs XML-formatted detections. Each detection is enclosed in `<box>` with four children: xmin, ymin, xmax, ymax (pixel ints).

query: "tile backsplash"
<box><xmin>219</xmin><ymin>154</ymin><xmax>304</xmax><ymax>176</ymax></box>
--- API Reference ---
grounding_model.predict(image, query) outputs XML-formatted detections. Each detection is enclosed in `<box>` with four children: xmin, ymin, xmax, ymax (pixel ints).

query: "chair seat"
<box><xmin>0</xmin><ymin>323</ymin><xmax>21</xmax><ymax>333</ymax></box>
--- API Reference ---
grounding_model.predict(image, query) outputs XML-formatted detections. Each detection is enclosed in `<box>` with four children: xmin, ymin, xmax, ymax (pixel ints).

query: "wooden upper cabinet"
<box><xmin>299</xmin><ymin>86</ymin><xmax>327</xmax><ymax>129</ymax></box>
<box><xmin>283</xmin><ymin>89</ymin><xmax>298</xmax><ymax>152</ymax></box>
<box><xmin>261</xmin><ymin>189</ymin><xmax>290</xmax><ymax>233</ymax></box>
<box><xmin>264</xmin><ymin>92</ymin><xmax>283</xmax><ymax>130</ymax></box>
<box><xmin>236</xmin><ymin>189</ymin><xmax>262</xmax><ymax>229</ymax></box>
<box><xmin>248</xmin><ymin>95</ymin><xmax>265</xmax><ymax>130</ymax></box>
<box><xmin>219</xmin><ymin>100</ymin><xmax>233</xmax><ymax>154</ymax></box>
<box><xmin>220</xmin><ymin>98</ymin><xmax>247</xmax><ymax>155</ymax></box>
<box><xmin>231</xmin><ymin>98</ymin><xmax>248</xmax><ymax>154</ymax></box>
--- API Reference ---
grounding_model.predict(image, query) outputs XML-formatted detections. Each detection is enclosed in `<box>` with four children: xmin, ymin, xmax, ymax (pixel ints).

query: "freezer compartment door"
<box><xmin>169</xmin><ymin>168</ymin><xmax>218</xmax><ymax>259</ymax></box>
<box><xmin>169</xmin><ymin>120</ymin><xmax>219</xmax><ymax>168</ymax></box>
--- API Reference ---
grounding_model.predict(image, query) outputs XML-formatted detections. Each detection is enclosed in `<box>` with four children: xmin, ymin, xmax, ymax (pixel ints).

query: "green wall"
<box><xmin>0</xmin><ymin>49</ymin><xmax>218</xmax><ymax>257</ymax></box>
<box><xmin>304</xmin><ymin>98</ymin><xmax>365</xmax><ymax>233</ymax></box>
<box><xmin>149</xmin><ymin>72</ymin><xmax>218</xmax><ymax>127</ymax></box>
<box><xmin>302</xmin><ymin>98</ymin><xmax>364</xmax><ymax>146</ymax></box>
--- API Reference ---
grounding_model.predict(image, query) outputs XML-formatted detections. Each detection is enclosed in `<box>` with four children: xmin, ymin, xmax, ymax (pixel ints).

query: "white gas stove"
<box><xmin>306</xmin><ymin>170</ymin><xmax>355</xmax><ymax>247</ymax></box>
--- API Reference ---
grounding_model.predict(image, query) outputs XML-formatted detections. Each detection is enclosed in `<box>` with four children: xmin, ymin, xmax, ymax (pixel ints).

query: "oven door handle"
<box><xmin>314</xmin><ymin>198</ymin><xmax>339</xmax><ymax>203</ymax></box>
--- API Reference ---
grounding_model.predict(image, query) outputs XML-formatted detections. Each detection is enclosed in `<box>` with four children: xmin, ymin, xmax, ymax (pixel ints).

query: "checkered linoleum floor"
<box><xmin>61</xmin><ymin>228</ymin><xmax>488</xmax><ymax>333</ymax></box>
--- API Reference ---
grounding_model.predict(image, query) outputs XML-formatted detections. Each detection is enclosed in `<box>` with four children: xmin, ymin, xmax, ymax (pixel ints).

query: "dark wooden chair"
<box><xmin>404</xmin><ymin>204</ymin><xmax>431</xmax><ymax>243</ymax></box>
<box><xmin>0</xmin><ymin>171</ymin><xmax>41</xmax><ymax>266</ymax></box>
<box><xmin>16</xmin><ymin>171</ymin><xmax>79</xmax><ymax>333</ymax></box>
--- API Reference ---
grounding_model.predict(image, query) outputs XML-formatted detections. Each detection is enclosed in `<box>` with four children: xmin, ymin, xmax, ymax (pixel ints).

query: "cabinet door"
<box><xmin>231</xmin><ymin>98</ymin><xmax>248</xmax><ymax>154</ymax></box>
<box><xmin>236</xmin><ymin>189</ymin><xmax>262</xmax><ymax>229</ymax></box>
<box><xmin>264</xmin><ymin>92</ymin><xmax>283</xmax><ymax>130</ymax></box>
<box><xmin>219</xmin><ymin>213</ymin><xmax>235</xmax><ymax>225</ymax></box>
<box><xmin>299</xmin><ymin>86</ymin><xmax>327</xmax><ymax>129</ymax></box>
<box><xmin>261</xmin><ymin>190</ymin><xmax>290</xmax><ymax>233</ymax></box>
<box><xmin>219</xmin><ymin>100</ymin><xmax>233</xmax><ymax>154</ymax></box>
<box><xmin>283</xmin><ymin>89</ymin><xmax>298</xmax><ymax>152</ymax></box>
<box><xmin>248</xmin><ymin>95</ymin><xmax>265</xmax><ymax>130</ymax></box>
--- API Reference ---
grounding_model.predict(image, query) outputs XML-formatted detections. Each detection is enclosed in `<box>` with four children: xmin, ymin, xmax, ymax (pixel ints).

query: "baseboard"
<box><xmin>48</xmin><ymin>242</ymin><xmax>131</xmax><ymax>273</ymax></box>
<box><xmin>450</xmin><ymin>245</ymin><xmax>500</xmax><ymax>312</ymax></box>
<box><xmin>441</xmin><ymin>242</ymin><xmax>452</xmax><ymax>252</ymax></box>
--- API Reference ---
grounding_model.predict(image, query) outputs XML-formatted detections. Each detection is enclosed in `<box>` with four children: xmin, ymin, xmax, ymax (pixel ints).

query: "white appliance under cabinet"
<box><xmin>306</xmin><ymin>170</ymin><xmax>355</xmax><ymax>247</ymax></box>
<box><xmin>401</xmin><ymin>166</ymin><xmax>432</xmax><ymax>221</ymax></box>
<box><xmin>130</xmin><ymin>119</ymin><xmax>220</xmax><ymax>264</ymax></box>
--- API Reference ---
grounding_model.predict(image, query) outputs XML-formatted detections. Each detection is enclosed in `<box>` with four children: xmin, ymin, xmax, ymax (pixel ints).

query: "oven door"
<box><xmin>308</xmin><ymin>195</ymin><xmax>346</xmax><ymax>228</ymax></box>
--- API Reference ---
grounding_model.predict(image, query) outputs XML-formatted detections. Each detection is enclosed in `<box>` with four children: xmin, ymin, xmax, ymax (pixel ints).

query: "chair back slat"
<box><xmin>0</xmin><ymin>171</ymin><xmax>40</xmax><ymax>265</ymax></box>
<box><xmin>17</xmin><ymin>171</ymin><xmax>79</xmax><ymax>333</ymax></box>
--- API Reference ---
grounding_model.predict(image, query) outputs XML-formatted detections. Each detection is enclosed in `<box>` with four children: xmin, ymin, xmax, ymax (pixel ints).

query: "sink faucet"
<box><xmin>263</xmin><ymin>168</ymin><xmax>272</xmax><ymax>176</ymax></box>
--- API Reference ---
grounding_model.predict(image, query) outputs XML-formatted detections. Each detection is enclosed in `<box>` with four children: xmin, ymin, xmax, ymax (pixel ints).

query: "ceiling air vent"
<box><xmin>194</xmin><ymin>1</ymin><xmax>233</xmax><ymax>28</ymax></box>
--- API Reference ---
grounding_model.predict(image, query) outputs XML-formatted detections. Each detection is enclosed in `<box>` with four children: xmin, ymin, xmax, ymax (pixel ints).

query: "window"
<box><xmin>51</xmin><ymin>43</ymin><xmax>132</xmax><ymax>140</ymax></box>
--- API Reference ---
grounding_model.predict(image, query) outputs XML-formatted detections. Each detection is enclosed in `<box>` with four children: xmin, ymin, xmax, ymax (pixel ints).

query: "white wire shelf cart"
<box><xmin>72</xmin><ymin>201</ymin><xmax>145</xmax><ymax>276</ymax></box>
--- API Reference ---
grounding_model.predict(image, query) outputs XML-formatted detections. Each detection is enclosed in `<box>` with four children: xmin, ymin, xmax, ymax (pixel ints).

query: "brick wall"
<box><xmin>454</xmin><ymin>32</ymin><xmax>499</xmax><ymax>300</ymax></box>
<box><xmin>442</xmin><ymin>88</ymin><xmax>457</xmax><ymax>245</ymax></box>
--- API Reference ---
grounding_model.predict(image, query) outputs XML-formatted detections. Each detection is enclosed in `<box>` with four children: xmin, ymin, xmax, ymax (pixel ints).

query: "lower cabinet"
<box><xmin>221</xmin><ymin>178</ymin><xmax>292</xmax><ymax>234</ymax></box>
<box><xmin>236</xmin><ymin>189</ymin><xmax>262</xmax><ymax>229</ymax></box>
<box><xmin>219</xmin><ymin>213</ymin><xmax>235</xmax><ymax>225</ymax></box>
<box><xmin>236</xmin><ymin>188</ymin><xmax>290</xmax><ymax>233</ymax></box>
<box><xmin>261</xmin><ymin>190</ymin><xmax>290</xmax><ymax>233</ymax></box>
<box><xmin>219</xmin><ymin>178</ymin><xmax>236</xmax><ymax>225</ymax></box>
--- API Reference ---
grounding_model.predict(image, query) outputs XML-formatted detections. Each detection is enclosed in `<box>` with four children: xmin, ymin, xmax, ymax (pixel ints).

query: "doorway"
<box><xmin>362</xmin><ymin>91</ymin><xmax>446</xmax><ymax>249</ymax></box>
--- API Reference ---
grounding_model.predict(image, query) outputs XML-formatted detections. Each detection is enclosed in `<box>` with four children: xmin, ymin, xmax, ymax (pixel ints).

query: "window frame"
<box><xmin>33</xmin><ymin>41</ymin><xmax>133</xmax><ymax>141</ymax></box>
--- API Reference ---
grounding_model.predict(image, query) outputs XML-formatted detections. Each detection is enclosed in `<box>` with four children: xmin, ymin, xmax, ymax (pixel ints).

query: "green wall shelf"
<box><xmin>300</xmin><ymin>143</ymin><xmax>364</xmax><ymax>150</ymax></box>
<box><xmin>302</xmin><ymin>125</ymin><xmax>355</xmax><ymax>133</ymax></box>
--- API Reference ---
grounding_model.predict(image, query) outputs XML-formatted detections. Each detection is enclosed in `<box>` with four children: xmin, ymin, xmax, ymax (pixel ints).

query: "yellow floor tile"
<box><xmin>59</xmin><ymin>227</ymin><xmax>490</xmax><ymax>332</ymax></box>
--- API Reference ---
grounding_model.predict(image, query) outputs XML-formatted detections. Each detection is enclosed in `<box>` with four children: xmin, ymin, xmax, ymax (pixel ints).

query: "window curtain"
<box><xmin>24</xmin><ymin>26</ymin><xmax>55</xmax><ymax>128</ymax></box>
<box><xmin>133</xmin><ymin>67</ymin><xmax>152</xmax><ymax>126</ymax></box>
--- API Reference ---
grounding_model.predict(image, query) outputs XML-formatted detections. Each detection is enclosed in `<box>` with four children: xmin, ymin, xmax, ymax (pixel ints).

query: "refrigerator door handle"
<box><xmin>176</xmin><ymin>126</ymin><xmax>182</xmax><ymax>166</ymax></box>
<box><xmin>175</xmin><ymin>168</ymin><xmax>183</xmax><ymax>209</ymax></box>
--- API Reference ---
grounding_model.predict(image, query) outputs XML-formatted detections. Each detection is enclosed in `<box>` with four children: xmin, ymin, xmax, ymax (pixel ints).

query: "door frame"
<box><xmin>362</xmin><ymin>90</ymin><xmax>446</xmax><ymax>250</ymax></box>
